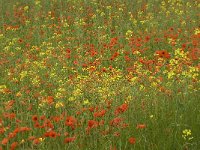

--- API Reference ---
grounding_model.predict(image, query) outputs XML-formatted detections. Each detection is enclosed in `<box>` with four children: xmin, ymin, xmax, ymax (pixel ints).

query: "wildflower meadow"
<box><xmin>0</xmin><ymin>0</ymin><xmax>200</xmax><ymax>149</ymax></box>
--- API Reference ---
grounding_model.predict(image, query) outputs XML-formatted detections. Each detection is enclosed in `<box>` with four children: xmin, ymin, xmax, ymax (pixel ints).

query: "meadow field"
<box><xmin>0</xmin><ymin>0</ymin><xmax>200</xmax><ymax>149</ymax></box>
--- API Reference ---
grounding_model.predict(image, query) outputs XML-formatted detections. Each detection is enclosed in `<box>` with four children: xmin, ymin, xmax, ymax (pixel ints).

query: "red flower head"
<box><xmin>137</xmin><ymin>124</ymin><xmax>146</xmax><ymax>129</ymax></box>
<box><xmin>129</xmin><ymin>137</ymin><xmax>136</xmax><ymax>144</ymax></box>
<box><xmin>64</xmin><ymin>136</ymin><xmax>76</xmax><ymax>143</ymax></box>
<box><xmin>115</xmin><ymin>103</ymin><xmax>128</xmax><ymax>115</ymax></box>
<box><xmin>33</xmin><ymin>138</ymin><xmax>41</xmax><ymax>145</ymax></box>
<box><xmin>1</xmin><ymin>138</ymin><xmax>9</xmax><ymax>145</ymax></box>
<box><xmin>93</xmin><ymin>109</ymin><xmax>106</xmax><ymax>118</ymax></box>
<box><xmin>32</xmin><ymin>115</ymin><xmax>38</xmax><ymax>122</ymax></box>
<box><xmin>65</xmin><ymin>116</ymin><xmax>77</xmax><ymax>130</ymax></box>
<box><xmin>44</xmin><ymin>130</ymin><xmax>57</xmax><ymax>138</ymax></box>
<box><xmin>110</xmin><ymin>117</ymin><xmax>122</xmax><ymax>127</ymax></box>
<box><xmin>88</xmin><ymin>120</ymin><xmax>98</xmax><ymax>129</ymax></box>
<box><xmin>155</xmin><ymin>50</ymin><xmax>170</xmax><ymax>59</ymax></box>
<box><xmin>47</xmin><ymin>96</ymin><xmax>54</xmax><ymax>104</ymax></box>
<box><xmin>10</xmin><ymin>142</ymin><xmax>18</xmax><ymax>150</ymax></box>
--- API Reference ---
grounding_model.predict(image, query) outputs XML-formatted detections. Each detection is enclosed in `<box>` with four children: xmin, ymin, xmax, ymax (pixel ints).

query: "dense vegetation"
<box><xmin>0</xmin><ymin>0</ymin><xmax>199</xmax><ymax>149</ymax></box>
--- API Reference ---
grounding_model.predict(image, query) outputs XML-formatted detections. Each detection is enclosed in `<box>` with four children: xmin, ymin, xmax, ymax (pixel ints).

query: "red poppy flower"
<box><xmin>33</xmin><ymin>138</ymin><xmax>40</xmax><ymax>145</ymax></box>
<box><xmin>155</xmin><ymin>50</ymin><xmax>170</xmax><ymax>59</ymax></box>
<box><xmin>10</xmin><ymin>142</ymin><xmax>18</xmax><ymax>150</ymax></box>
<box><xmin>3</xmin><ymin>113</ymin><xmax>16</xmax><ymax>119</ymax></box>
<box><xmin>47</xmin><ymin>96</ymin><xmax>54</xmax><ymax>104</ymax></box>
<box><xmin>8</xmin><ymin>132</ymin><xmax>17</xmax><ymax>139</ymax></box>
<box><xmin>20</xmin><ymin>127</ymin><xmax>31</xmax><ymax>132</ymax></box>
<box><xmin>110</xmin><ymin>117</ymin><xmax>122</xmax><ymax>126</ymax></box>
<box><xmin>44</xmin><ymin>120</ymin><xmax>54</xmax><ymax>129</ymax></box>
<box><xmin>101</xmin><ymin>67</ymin><xmax>107</xmax><ymax>72</ymax></box>
<box><xmin>40</xmin><ymin>115</ymin><xmax>46</xmax><ymax>120</ymax></box>
<box><xmin>88</xmin><ymin>120</ymin><xmax>98</xmax><ymax>129</ymax></box>
<box><xmin>28</xmin><ymin>136</ymin><xmax>36</xmax><ymax>141</ymax></box>
<box><xmin>137</xmin><ymin>124</ymin><xmax>146</xmax><ymax>129</ymax></box>
<box><xmin>122</xmin><ymin>123</ymin><xmax>129</xmax><ymax>128</ymax></box>
<box><xmin>44</xmin><ymin>130</ymin><xmax>57</xmax><ymax>138</ymax></box>
<box><xmin>113</xmin><ymin>132</ymin><xmax>120</xmax><ymax>137</ymax></box>
<box><xmin>34</xmin><ymin>121</ymin><xmax>41</xmax><ymax>128</ymax></box>
<box><xmin>110</xmin><ymin>52</ymin><xmax>119</xmax><ymax>60</ymax></box>
<box><xmin>93</xmin><ymin>109</ymin><xmax>106</xmax><ymax>117</ymax></box>
<box><xmin>89</xmin><ymin>107</ymin><xmax>95</xmax><ymax>112</ymax></box>
<box><xmin>0</xmin><ymin>128</ymin><xmax>5</xmax><ymax>134</ymax></box>
<box><xmin>52</xmin><ymin>116</ymin><xmax>61</xmax><ymax>122</ymax></box>
<box><xmin>64</xmin><ymin>136</ymin><xmax>76</xmax><ymax>143</ymax></box>
<box><xmin>129</xmin><ymin>137</ymin><xmax>136</xmax><ymax>144</ymax></box>
<box><xmin>65</xmin><ymin>116</ymin><xmax>77</xmax><ymax>130</ymax></box>
<box><xmin>115</xmin><ymin>103</ymin><xmax>128</xmax><ymax>115</ymax></box>
<box><xmin>32</xmin><ymin>115</ymin><xmax>38</xmax><ymax>122</ymax></box>
<box><xmin>1</xmin><ymin>138</ymin><xmax>9</xmax><ymax>145</ymax></box>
